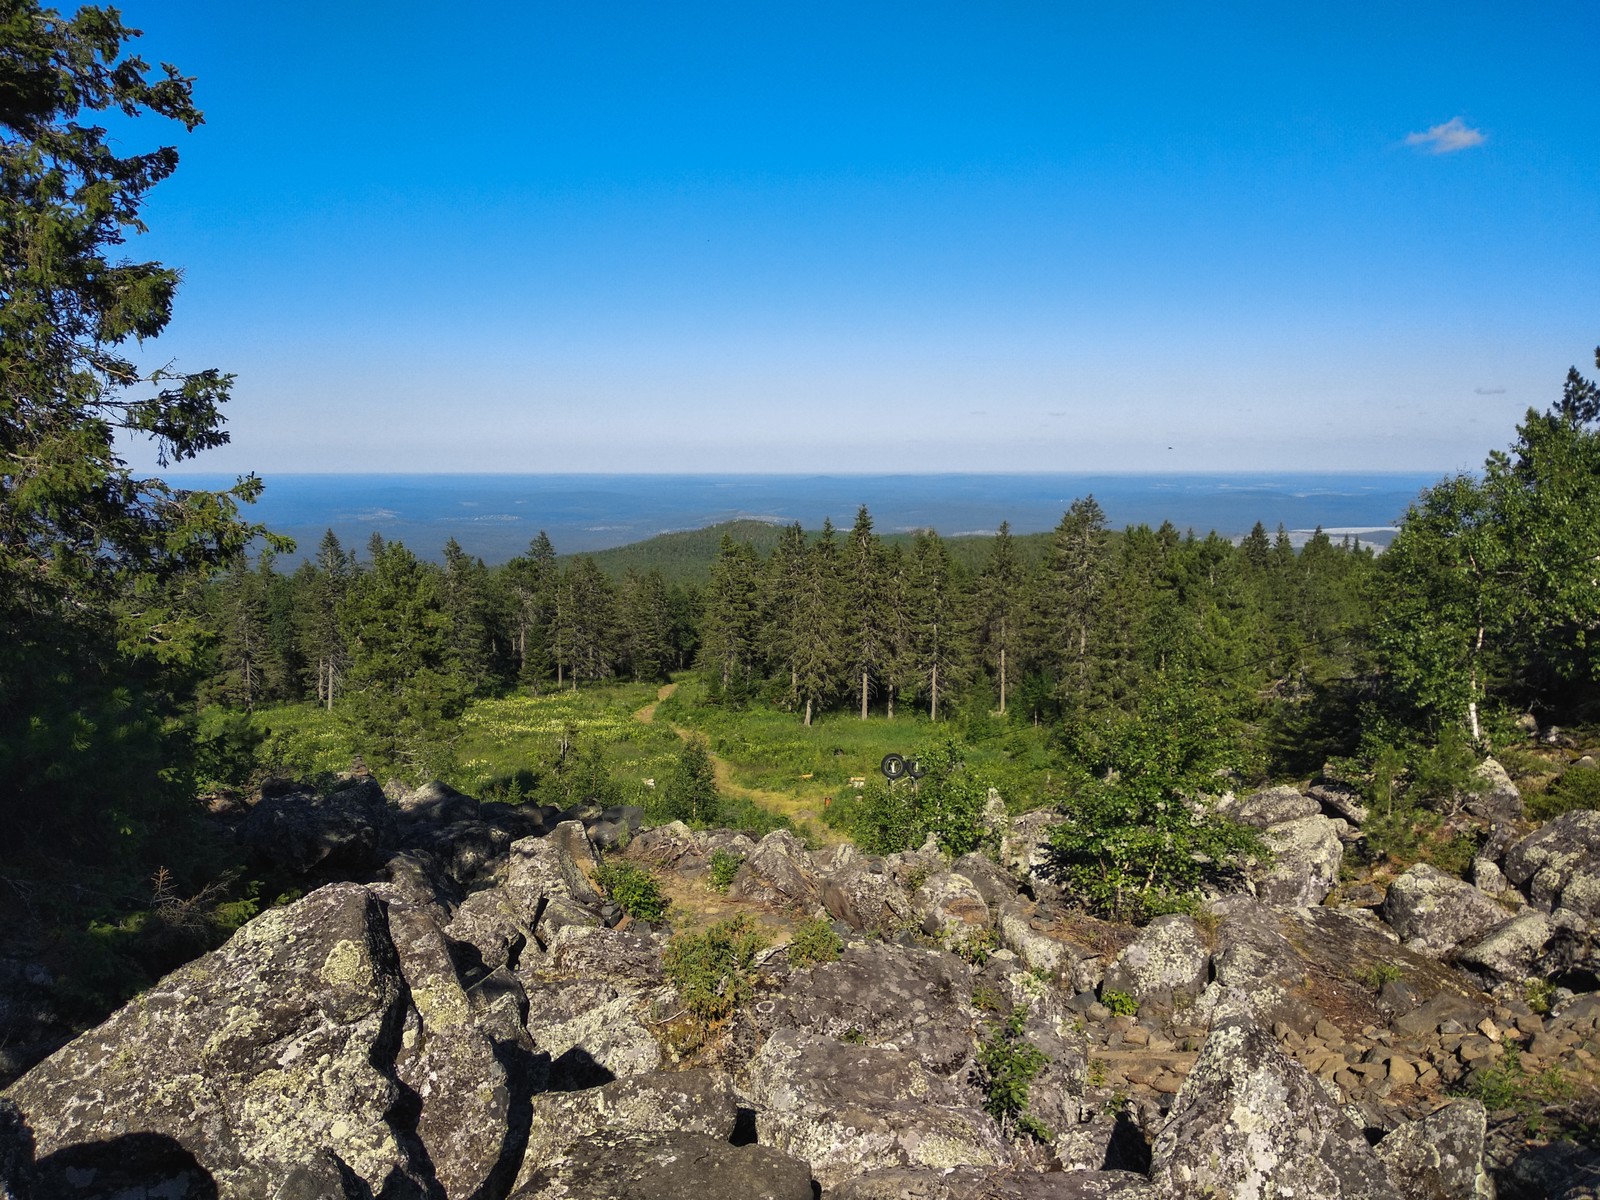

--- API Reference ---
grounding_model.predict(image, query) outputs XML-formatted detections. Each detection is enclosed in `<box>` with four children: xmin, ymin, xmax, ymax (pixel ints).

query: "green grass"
<box><xmin>656</xmin><ymin>674</ymin><xmax>1061</xmax><ymax>816</ymax></box>
<box><xmin>256</xmin><ymin>682</ymin><xmax>684</xmax><ymax>800</ymax></box>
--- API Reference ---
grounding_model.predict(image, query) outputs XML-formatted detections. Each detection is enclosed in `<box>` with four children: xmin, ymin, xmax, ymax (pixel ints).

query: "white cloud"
<box><xmin>1405</xmin><ymin>117</ymin><xmax>1486</xmax><ymax>154</ymax></box>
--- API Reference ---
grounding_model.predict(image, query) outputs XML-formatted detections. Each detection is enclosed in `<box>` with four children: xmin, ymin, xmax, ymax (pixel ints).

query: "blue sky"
<box><xmin>118</xmin><ymin>1</ymin><xmax>1598</xmax><ymax>475</ymax></box>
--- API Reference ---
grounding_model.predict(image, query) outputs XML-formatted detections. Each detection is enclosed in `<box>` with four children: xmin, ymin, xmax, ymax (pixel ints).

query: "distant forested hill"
<box><xmin>564</xmin><ymin>518</ymin><xmax>1052</xmax><ymax>584</ymax></box>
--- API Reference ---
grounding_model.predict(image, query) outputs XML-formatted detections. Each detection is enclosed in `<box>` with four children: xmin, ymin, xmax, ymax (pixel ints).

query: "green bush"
<box><xmin>1100</xmin><ymin>988</ymin><xmax>1138</xmax><ymax>1017</ymax></box>
<box><xmin>596</xmin><ymin>860</ymin><xmax>668</xmax><ymax>922</ymax></box>
<box><xmin>827</xmin><ymin>738</ymin><xmax>990</xmax><ymax>856</ymax></box>
<box><xmin>708</xmin><ymin>849</ymin><xmax>744</xmax><ymax>892</ymax></box>
<box><xmin>1047</xmin><ymin>678</ymin><xmax>1267</xmax><ymax>921</ymax></box>
<box><xmin>787</xmin><ymin>916</ymin><xmax>843</xmax><ymax>968</ymax></box>
<box><xmin>663</xmin><ymin>914</ymin><xmax>769</xmax><ymax>1024</ymax></box>
<box><xmin>976</xmin><ymin>1004</ymin><xmax>1052</xmax><ymax>1142</ymax></box>
<box><xmin>1530</xmin><ymin>766</ymin><xmax>1600</xmax><ymax>821</ymax></box>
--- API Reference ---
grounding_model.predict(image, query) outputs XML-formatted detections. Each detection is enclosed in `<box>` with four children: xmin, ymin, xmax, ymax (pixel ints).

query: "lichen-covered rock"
<box><xmin>396</xmin><ymin>779</ymin><xmax>480</xmax><ymax>823</ymax></box>
<box><xmin>1374</xmin><ymin>1099</ymin><xmax>1494</xmax><ymax>1200</ymax></box>
<box><xmin>1464</xmin><ymin>758</ymin><xmax>1522</xmax><ymax>823</ymax></box>
<box><xmin>506</xmin><ymin>824</ymin><xmax>608</xmax><ymax>947</ymax></box>
<box><xmin>1000</xmin><ymin>810</ymin><xmax>1065</xmax><ymax>894</ymax></box>
<box><xmin>1503</xmin><ymin>810</ymin><xmax>1600</xmax><ymax>918</ymax></box>
<box><xmin>412</xmin><ymin>819</ymin><xmax>511</xmax><ymax>888</ymax></box>
<box><xmin>914</xmin><ymin>872</ymin><xmax>993</xmax><ymax>945</ymax></box>
<box><xmin>819</xmin><ymin>845</ymin><xmax>914</xmax><ymax>934</ymax></box>
<box><xmin>527</xmin><ymin>986</ymin><xmax>662</xmax><ymax>1084</ymax></box>
<box><xmin>1219</xmin><ymin>784</ymin><xmax>1320</xmax><ymax>829</ymax></box>
<box><xmin>729</xmin><ymin>830</ymin><xmax>820</xmax><ymax>911</ymax></box>
<box><xmin>446</xmin><ymin>884</ymin><xmax>532</xmax><ymax>973</ymax></box>
<box><xmin>1309</xmin><ymin>780</ymin><xmax>1369</xmax><ymax>826</ymax></box>
<box><xmin>1101</xmin><ymin>914</ymin><xmax>1210</xmax><ymax>1005</ymax></box>
<box><xmin>951</xmin><ymin>853</ymin><xmax>1023</xmax><ymax>911</ymax></box>
<box><xmin>536</xmin><ymin>924</ymin><xmax>666</xmax><ymax>990</ymax></box>
<box><xmin>763</xmin><ymin>941</ymin><xmax>979</xmax><ymax>1075</ymax></box>
<box><xmin>1149</xmin><ymin>1019</ymin><xmax>1402</xmax><ymax>1199</ymax></box>
<box><xmin>1255</xmin><ymin>815</ymin><xmax>1344</xmax><ymax>907</ymax></box>
<box><xmin>994</xmin><ymin>898</ymin><xmax>1093</xmax><ymax>982</ymax></box>
<box><xmin>2</xmin><ymin>884</ymin><xmax>424</xmax><ymax>1198</ymax></box>
<box><xmin>513</xmin><ymin>1069</ymin><xmax>738</xmax><ymax>1187</ymax></box>
<box><xmin>236</xmin><ymin>778</ymin><xmax>395</xmax><ymax>875</ymax></box>
<box><xmin>1379</xmin><ymin>863</ymin><xmax>1513</xmax><ymax>959</ymax></box>
<box><xmin>1454</xmin><ymin>908</ymin><xmax>1555</xmax><ymax>986</ymax></box>
<box><xmin>745</xmin><ymin>1028</ymin><xmax>1012</xmax><ymax>1190</ymax></box>
<box><xmin>387</xmin><ymin>902</ymin><xmax>521</xmax><ymax>1200</ymax></box>
<box><xmin>833</xmin><ymin>1165</ymin><xmax>1159</xmax><ymax>1198</ymax></box>
<box><xmin>1192</xmin><ymin>897</ymin><xmax>1310</xmax><ymax>1030</ymax></box>
<box><xmin>510</xmin><ymin>1131</ymin><xmax>815</xmax><ymax>1200</ymax></box>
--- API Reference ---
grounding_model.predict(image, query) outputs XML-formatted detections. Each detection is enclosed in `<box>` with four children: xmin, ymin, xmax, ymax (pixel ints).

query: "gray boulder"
<box><xmin>729</xmin><ymin>830</ymin><xmax>820</xmax><ymax>911</ymax></box>
<box><xmin>387</xmin><ymin>902</ymin><xmax>522</xmax><ymax>1200</ymax></box>
<box><xmin>1379</xmin><ymin>863</ymin><xmax>1513</xmax><ymax>959</ymax></box>
<box><xmin>236</xmin><ymin>778</ymin><xmax>394</xmax><ymax>875</ymax></box>
<box><xmin>745</xmin><ymin>1028</ymin><xmax>1012</xmax><ymax>1190</ymax></box>
<box><xmin>1149</xmin><ymin>1019</ymin><xmax>1402</xmax><ymax>1199</ymax></box>
<box><xmin>1309</xmin><ymin>780</ymin><xmax>1369</xmax><ymax>825</ymax></box>
<box><xmin>1503</xmin><ymin>810</ymin><xmax>1600</xmax><ymax>918</ymax></box>
<box><xmin>446</xmin><ymin>884</ymin><xmax>532</xmax><ymax>973</ymax></box>
<box><xmin>509</xmin><ymin>1131</ymin><xmax>814</xmax><ymax>1200</ymax></box>
<box><xmin>951</xmin><ymin>852</ymin><xmax>1023</xmax><ymax>911</ymax></box>
<box><xmin>764</xmin><ymin>940</ymin><xmax>978</xmax><ymax>1075</ymax></box>
<box><xmin>1001</xmin><ymin>809</ymin><xmax>1065</xmax><ymax>894</ymax></box>
<box><xmin>914</xmin><ymin>872</ymin><xmax>993</xmax><ymax>945</ymax></box>
<box><xmin>1255</xmin><ymin>814</ymin><xmax>1344</xmax><ymax>907</ymax></box>
<box><xmin>506</xmin><ymin>823</ymin><xmax>608</xmax><ymax>947</ymax></box>
<box><xmin>513</xmin><ymin>1069</ymin><xmax>739</xmax><ymax>1188</ymax></box>
<box><xmin>1101</xmin><ymin>914</ymin><xmax>1211</xmax><ymax>1005</ymax></box>
<box><xmin>1374</xmin><ymin>1099</ymin><xmax>1494</xmax><ymax>1200</ymax></box>
<box><xmin>834</xmin><ymin>1165</ymin><xmax>1158</xmax><ymax>1198</ymax></box>
<box><xmin>1454</xmin><ymin>908</ymin><xmax>1555</xmax><ymax>986</ymax></box>
<box><xmin>1219</xmin><ymin>784</ymin><xmax>1320</xmax><ymax>828</ymax></box>
<box><xmin>819</xmin><ymin>844</ymin><xmax>914</xmax><ymax>934</ymax></box>
<box><xmin>1464</xmin><ymin>758</ymin><xmax>1522</xmax><ymax>823</ymax></box>
<box><xmin>2</xmin><ymin>884</ymin><xmax>426</xmax><ymax>1197</ymax></box>
<box><xmin>395</xmin><ymin>778</ymin><xmax>479</xmax><ymax>823</ymax></box>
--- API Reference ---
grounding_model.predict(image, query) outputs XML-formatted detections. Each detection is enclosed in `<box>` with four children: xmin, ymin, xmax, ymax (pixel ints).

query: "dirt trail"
<box><xmin>632</xmin><ymin>682</ymin><xmax>840</xmax><ymax>841</ymax></box>
<box><xmin>633</xmin><ymin>681</ymin><xmax>677</xmax><ymax>725</ymax></box>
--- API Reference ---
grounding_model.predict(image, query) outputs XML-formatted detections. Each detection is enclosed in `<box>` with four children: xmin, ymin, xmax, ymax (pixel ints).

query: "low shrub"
<box><xmin>707</xmin><ymin>849</ymin><xmax>744</xmax><ymax>893</ymax></box>
<box><xmin>596</xmin><ymin>860</ymin><xmax>668</xmax><ymax>922</ymax></box>
<box><xmin>976</xmin><ymin>1004</ymin><xmax>1052</xmax><ymax>1142</ymax></box>
<box><xmin>663</xmin><ymin>914</ymin><xmax>769</xmax><ymax>1025</ymax></box>
<box><xmin>786</xmin><ymin>916</ymin><xmax>843</xmax><ymax>968</ymax></box>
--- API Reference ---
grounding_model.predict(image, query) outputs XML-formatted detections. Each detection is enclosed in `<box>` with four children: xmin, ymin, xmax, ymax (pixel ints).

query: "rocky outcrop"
<box><xmin>728</xmin><ymin>830</ymin><xmax>820</xmax><ymax>911</ymax></box>
<box><xmin>833</xmin><ymin>1165</ymin><xmax>1160</xmax><ymax>1198</ymax></box>
<box><xmin>1503</xmin><ymin>809</ymin><xmax>1600</xmax><ymax>918</ymax></box>
<box><xmin>1101</xmin><ymin>915</ymin><xmax>1210</xmax><ymax>1006</ymax></box>
<box><xmin>1219</xmin><ymin>784</ymin><xmax>1321</xmax><ymax>828</ymax></box>
<box><xmin>913</xmin><ymin>872</ymin><xmax>993</xmax><ymax>945</ymax></box>
<box><xmin>1255</xmin><ymin>814</ymin><xmax>1344</xmax><ymax>907</ymax></box>
<box><xmin>763</xmin><ymin>941</ymin><xmax>979</xmax><ymax>1075</ymax></box>
<box><xmin>1380</xmin><ymin>863</ymin><xmax>1514</xmax><ymax>959</ymax></box>
<box><xmin>4</xmin><ymin>884</ymin><xmax>426</xmax><ymax>1197</ymax></box>
<box><xmin>237</xmin><ymin>777</ymin><xmax>395</xmax><ymax>875</ymax></box>
<box><xmin>1149</xmin><ymin>1019</ymin><xmax>1401</xmax><ymax>1199</ymax></box>
<box><xmin>510</xmin><ymin>1131</ymin><xmax>815</xmax><ymax>1200</ymax></box>
<box><xmin>1375</xmin><ymin>1100</ymin><xmax>1494</xmax><ymax>1200</ymax></box>
<box><xmin>1465</xmin><ymin>758</ymin><xmax>1523</xmax><ymax>823</ymax></box>
<box><xmin>745</xmin><ymin>1028</ymin><xmax>1011</xmax><ymax>1190</ymax></box>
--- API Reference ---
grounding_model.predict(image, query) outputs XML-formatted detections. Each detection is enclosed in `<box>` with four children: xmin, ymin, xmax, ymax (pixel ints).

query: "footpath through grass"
<box><xmin>655</xmin><ymin>675</ymin><xmax>1062</xmax><ymax>823</ymax></box>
